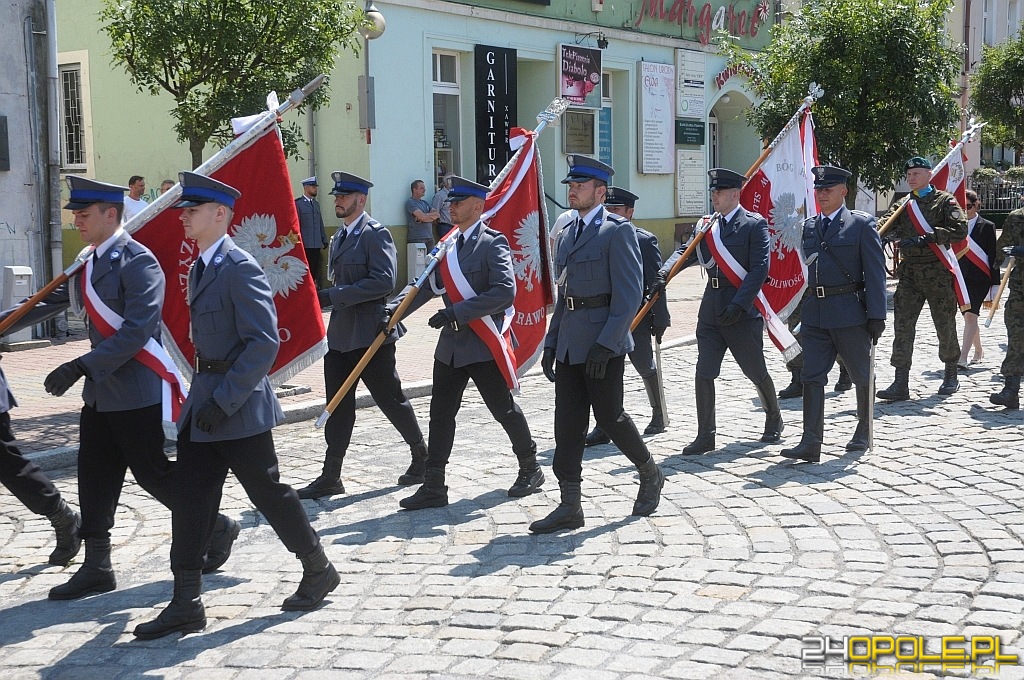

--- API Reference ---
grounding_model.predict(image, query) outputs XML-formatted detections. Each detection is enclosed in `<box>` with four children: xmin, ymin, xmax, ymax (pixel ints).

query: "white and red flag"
<box><xmin>931</xmin><ymin>144</ymin><xmax>968</xmax><ymax>209</ymax></box>
<box><xmin>740</xmin><ymin>108</ymin><xmax>818</xmax><ymax>322</ymax></box>
<box><xmin>127</xmin><ymin>119</ymin><xmax>327</xmax><ymax>384</ymax></box>
<box><xmin>480</xmin><ymin>127</ymin><xmax>555</xmax><ymax>375</ymax></box>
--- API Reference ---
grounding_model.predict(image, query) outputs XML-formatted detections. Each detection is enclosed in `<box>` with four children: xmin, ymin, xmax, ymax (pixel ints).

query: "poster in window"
<box><xmin>638</xmin><ymin>61</ymin><xmax>675</xmax><ymax>174</ymax></box>
<box><xmin>562</xmin><ymin>110</ymin><xmax>595</xmax><ymax>155</ymax></box>
<box><xmin>559</xmin><ymin>44</ymin><xmax>602</xmax><ymax>110</ymax></box>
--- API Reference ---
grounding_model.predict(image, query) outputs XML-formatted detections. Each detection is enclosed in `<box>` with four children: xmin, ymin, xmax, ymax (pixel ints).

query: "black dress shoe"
<box><xmin>780</xmin><ymin>442</ymin><xmax>821</xmax><ymax>463</ymax></box>
<box><xmin>584</xmin><ymin>427</ymin><xmax>611</xmax><ymax>447</ymax></box>
<box><xmin>529</xmin><ymin>504</ymin><xmax>585</xmax><ymax>534</ymax></box>
<box><xmin>48</xmin><ymin>566</ymin><xmax>116</xmax><ymax>600</ymax></box>
<box><xmin>296</xmin><ymin>475</ymin><xmax>345</xmax><ymax>500</ymax></box>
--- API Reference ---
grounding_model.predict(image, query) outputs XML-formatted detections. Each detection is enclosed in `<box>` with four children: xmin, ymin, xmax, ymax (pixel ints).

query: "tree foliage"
<box><xmin>100</xmin><ymin>0</ymin><xmax>366</xmax><ymax>168</ymax></box>
<box><xmin>719</xmin><ymin>0</ymin><xmax>962</xmax><ymax>202</ymax></box>
<box><xmin>970</xmin><ymin>33</ymin><xmax>1024</xmax><ymax>159</ymax></box>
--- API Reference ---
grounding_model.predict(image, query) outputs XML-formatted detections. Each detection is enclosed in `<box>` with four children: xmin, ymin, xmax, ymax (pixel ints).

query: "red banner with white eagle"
<box><xmin>740</xmin><ymin>108</ymin><xmax>818</xmax><ymax>321</ymax></box>
<box><xmin>127</xmin><ymin>124</ymin><xmax>327</xmax><ymax>385</ymax></box>
<box><xmin>480</xmin><ymin>127</ymin><xmax>554</xmax><ymax>375</ymax></box>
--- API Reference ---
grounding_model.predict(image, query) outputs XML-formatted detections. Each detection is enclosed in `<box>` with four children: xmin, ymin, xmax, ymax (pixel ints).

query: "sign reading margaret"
<box><xmin>633</xmin><ymin>0</ymin><xmax>772</xmax><ymax>48</ymax></box>
<box><xmin>559</xmin><ymin>44</ymin><xmax>602</xmax><ymax>110</ymax></box>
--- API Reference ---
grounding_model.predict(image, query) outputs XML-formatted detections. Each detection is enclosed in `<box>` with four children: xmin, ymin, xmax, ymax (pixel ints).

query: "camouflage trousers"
<box><xmin>890</xmin><ymin>260</ymin><xmax>961</xmax><ymax>368</ymax></box>
<box><xmin>1000</xmin><ymin>286</ymin><xmax>1024</xmax><ymax>377</ymax></box>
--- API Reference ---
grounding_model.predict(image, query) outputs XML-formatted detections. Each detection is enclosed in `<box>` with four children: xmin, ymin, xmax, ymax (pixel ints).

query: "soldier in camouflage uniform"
<box><xmin>991</xmin><ymin>207</ymin><xmax>1024</xmax><ymax>409</ymax></box>
<box><xmin>876</xmin><ymin>156</ymin><xmax>967</xmax><ymax>401</ymax></box>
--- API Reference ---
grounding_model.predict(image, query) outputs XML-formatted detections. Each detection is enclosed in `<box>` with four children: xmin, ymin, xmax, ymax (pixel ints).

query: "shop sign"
<box><xmin>633</xmin><ymin>0</ymin><xmax>770</xmax><ymax>46</ymax></box>
<box><xmin>475</xmin><ymin>45</ymin><xmax>518</xmax><ymax>184</ymax></box>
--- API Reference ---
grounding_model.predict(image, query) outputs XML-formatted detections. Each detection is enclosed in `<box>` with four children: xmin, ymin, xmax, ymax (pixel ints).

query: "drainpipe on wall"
<box><xmin>46</xmin><ymin>0</ymin><xmax>61</xmax><ymax>282</ymax></box>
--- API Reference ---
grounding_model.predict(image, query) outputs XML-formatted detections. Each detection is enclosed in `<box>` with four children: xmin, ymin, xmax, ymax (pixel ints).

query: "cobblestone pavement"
<box><xmin>2</xmin><ymin>284</ymin><xmax>1024</xmax><ymax>679</ymax></box>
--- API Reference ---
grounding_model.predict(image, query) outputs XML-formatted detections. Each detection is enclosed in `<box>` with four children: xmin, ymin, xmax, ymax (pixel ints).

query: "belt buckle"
<box><xmin>816</xmin><ymin>286</ymin><xmax>826</xmax><ymax>298</ymax></box>
<box><xmin>567</xmin><ymin>297</ymin><xmax>576</xmax><ymax>311</ymax></box>
<box><xmin>711</xmin><ymin>278</ymin><xmax>719</xmax><ymax>289</ymax></box>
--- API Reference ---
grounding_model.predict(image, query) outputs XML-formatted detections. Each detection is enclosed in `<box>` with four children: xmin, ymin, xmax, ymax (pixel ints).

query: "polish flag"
<box><xmin>739</xmin><ymin>108</ymin><xmax>818</xmax><ymax>321</ymax></box>
<box><xmin>930</xmin><ymin>144</ymin><xmax>968</xmax><ymax>209</ymax></box>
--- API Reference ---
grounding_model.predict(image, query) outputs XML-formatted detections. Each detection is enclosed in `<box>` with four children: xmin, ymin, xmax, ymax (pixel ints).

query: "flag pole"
<box><xmin>877</xmin><ymin>118</ymin><xmax>986</xmax><ymax>238</ymax></box>
<box><xmin>0</xmin><ymin>247</ymin><xmax>93</xmax><ymax>337</ymax></box>
<box><xmin>630</xmin><ymin>84</ymin><xmax>822</xmax><ymax>332</ymax></box>
<box><xmin>314</xmin><ymin>97</ymin><xmax>571</xmax><ymax>429</ymax></box>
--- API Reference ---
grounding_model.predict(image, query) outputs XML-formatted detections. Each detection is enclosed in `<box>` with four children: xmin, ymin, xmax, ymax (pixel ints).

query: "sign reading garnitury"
<box><xmin>633</xmin><ymin>0</ymin><xmax>771</xmax><ymax>46</ymax></box>
<box><xmin>475</xmin><ymin>45</ymin><xmax>517</xmax><ymax>184</ymax></box>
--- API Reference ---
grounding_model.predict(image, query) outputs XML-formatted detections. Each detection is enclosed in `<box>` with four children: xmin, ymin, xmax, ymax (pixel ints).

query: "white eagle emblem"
<box><xmin>231</xmin><ymin>213</ymin><xmax>308</xmax><ymax>297</ymax></box>
<box><xmin>512</xmin><ymin>210</ymin><xmax>542</xmax><ymax>292</ymax></box>
<box><xmin>768</xmin><ymin>191</ymin><xmax>805</xmax><ymax>260</ymax></box>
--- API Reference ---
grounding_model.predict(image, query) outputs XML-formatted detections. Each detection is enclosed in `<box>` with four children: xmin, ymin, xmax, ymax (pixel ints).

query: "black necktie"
<box><xmin>573</xmin><ymin>218</ymin><xmax>584</xmax><ymax>243</ymax></box>
<box><xmin>193</xmin><ymin>258</ymin><xmax>206</xmax><ymax>283</ymax></box>
<box><xmin>821</xmin><ymin>216</ymin><xmax>831</xmax><ymax>235</ymax></box>
<box><xmin>336</xmin><ymin>229</ymin><xmax>348</xmax><ymax>249</ymax></box>
<box><xmin>457</xmin><ymin>233</ymin><xmax>465</xmax><ymax>251</ymax></box>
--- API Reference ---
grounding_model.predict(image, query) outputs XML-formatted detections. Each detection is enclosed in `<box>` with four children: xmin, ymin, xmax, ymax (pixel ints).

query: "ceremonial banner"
<box><xmin>740</xmin><ymin>108</ymin><xmax>818</xmax><ymax>320</ymax></box>
<box><xmin>930</xmin><ymin>145</ymin><xmax>968</xmax><ymax>209</ymax></box>
<box><xmin>129</xmin><ymin>123</ymin><xmax>327</xmax><ymax>385</ymax></box>
<box><xmin>481</xmin><ymin>127</ymin><xmax>554</xmax><ymax>374</ymax></box>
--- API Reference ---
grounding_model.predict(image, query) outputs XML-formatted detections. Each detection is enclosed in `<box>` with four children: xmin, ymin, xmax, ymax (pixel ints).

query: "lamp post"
<box><xmin>358</xmin><ymin>2</ymin><xmax>386</xmax><ymax>142</ymax></box>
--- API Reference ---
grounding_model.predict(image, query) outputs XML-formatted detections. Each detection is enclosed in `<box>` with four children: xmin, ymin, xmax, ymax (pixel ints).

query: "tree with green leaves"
<box><xmin>100</xmin><ymin>0</ymin><xmax>365</xmax><ymax>168</ymax></box>
<box><xmin>719</xmin><ymin>0</ymin><xmax>962</xmax><ymax>205</ymax></box>
<box><xmin>971</xmin><ymin>33</ymin><xmax>1024</xmax><ymax>161</ymax></box>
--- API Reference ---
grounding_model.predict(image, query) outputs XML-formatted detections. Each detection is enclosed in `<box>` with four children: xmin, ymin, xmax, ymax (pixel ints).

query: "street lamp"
<box><xmin>358</xmin><ymin>2</ymin><xmax>385</xmax><ymax>135</ymax></box>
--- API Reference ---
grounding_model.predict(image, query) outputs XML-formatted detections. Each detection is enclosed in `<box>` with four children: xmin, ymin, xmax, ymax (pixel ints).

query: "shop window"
<box><xmin>432</xmin><ymin>51</ymin><xmax>460</xmax><ymax>188</ymax></box>
<box><xmin>59</xmin><ymin>64</ymin><xmax>86</xmax><ymax>169</ymax></box>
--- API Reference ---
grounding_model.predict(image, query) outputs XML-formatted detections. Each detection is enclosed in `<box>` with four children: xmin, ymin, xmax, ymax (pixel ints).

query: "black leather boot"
<box><xmin>508</xmin><ymin>443</ymin><xmax>545</xmax><ymax>497</ymax></box>
<box><xmin>399</xmin><ymin>466</ymin><xmax>449</xmax><ymax>509</ymax></box>
<box><xmin>846</xmin><ymin>385</ymin><xmax>872</xmax><ymax>452</ymax></box>
<box><xmin>297</xmin><ymin>456</ymin><xmax>345</xmax><ymax>499</ymax></box>
<box><xmin>780</xmin><ymin>385</ymin><xmax>824</xmax><ymax>463</ymax></box>
<box><xmin>755</xmin><ymin>376</ymin><xmax>784</xmax><ymax>443</ymax></box>
<box><xmin>632</xmin><ymin>456</ymin><xmax>665</xmax><ymax>517</ymax></box>
<box><xmin>398</xmin><ymin>438</ymin><xmax>428</xmax><ymax>485</ymax></box>
<box><xmin>834</xmin><ymin>364</ymin><xmax>853</xmax><ymax>391</ymax></box>
<box><xmin>48</xmin><ymin>537</ymin><xmax>116</xmax><ymax>600</ymax></box>
<box><xmin>777</xmin><ymin>369</ymin><xmax>803</xmax><ymax>399</ymax></box>
<box><xmin>46</xmin><ymin>498</ymin><xmax>81</xmax><ymax>567</ymax></box>
<box><xmin>682</xmin><ymin>378</ymin><xmax>716</xmax><ymax>455</ymax></box>
<box><xmin>202</xmin><ymin>515</ymin><xmax>241</xmax><ymax>574</ymax></box>
<box><xmin>133</xmin><ymin>570</ymin><xmax>206</xmax><ymax>640</ymax></box>
<box><xmin>529</xmin><ymin>481</ymin><xmax>584</xmax><ymax>534</ymax></box>
<box><xmin>642</xmin><ymin>375</ymin><xmax>666</xmax><ymax>435</ymax></box>
<box><xmin>991</xmin><ymin>376</ymin><xmax>1021</xmax><ymax>409</ymax></box>
<box><xmin>937</xmin><ymin>361</ymin><xmax>960</xmax><ymax>395</ymax></box>
<box><xmin>282</xmin><ymin>544</ymin><xmax>340</xmax><ymax>611</ymax></box>
<box><xmin>877</xmin><ymin>367</ymin><xmax>910</xmax><ymax>401</ymax></box>
<box><xmin>584</xmin><ymin>425</ymin><xmax>611</xmax><ymax>447</ymax></box>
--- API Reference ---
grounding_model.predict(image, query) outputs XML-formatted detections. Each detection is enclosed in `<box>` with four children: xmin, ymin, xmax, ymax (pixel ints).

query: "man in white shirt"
<box><xmin>122</xmin><ymin>175</ymin><xmax>148</xmax><ymax>222</ymax></box>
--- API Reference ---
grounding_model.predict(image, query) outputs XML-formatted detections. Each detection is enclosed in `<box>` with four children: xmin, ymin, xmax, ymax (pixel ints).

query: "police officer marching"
<box><xmin>876</xmin><ymin>156</ymin><xmax>968</xmax><ymax>400</ymax></box>
<box><xmin>391</xmin><ymin>176</ymin><xmax>544</xmax><ymax>510</ymax></box>
<box><xmin>585</xmin><ymin>186</ymin><xmax>670</xmax><ymax>447</ymax></box>
<box><xmin>650</xmin><ymin>168</ymin><xmax>784</xmax><ymax>455</ymax></box>
<box><xmin>780</xmin><ymin>165</ymin><xmax>886</xmax><ymax>463</ymax></box>
<box><xmin>532</xmin><ymin>156</ymin><xmax>665</xmax><ymax>534</ymax></box>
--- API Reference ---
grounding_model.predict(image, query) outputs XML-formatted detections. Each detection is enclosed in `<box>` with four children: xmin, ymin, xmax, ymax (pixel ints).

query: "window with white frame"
<box><xmin>431</xmin><ymin>51</ymin><xmax>461</xmax><ymax>187</ymax></box>
<box><xmin>59</xmin><ymin>64</ymin><xmax>86</xmax><ymax>169</ymax></box>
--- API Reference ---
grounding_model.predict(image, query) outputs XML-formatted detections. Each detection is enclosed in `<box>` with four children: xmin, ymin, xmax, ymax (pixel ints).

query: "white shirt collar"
<box><xmin>459</xmin><ymin>221</ymin><xmax>481</xmax><ymax>241</ymax></box>
<box><xmin>722</xmin><ymin>205</ymin><xmax>742</xmax><ymax>223</ymax></box>
<box><xmin>344</xmin><ymin>212</ymin><xmax>368</xmax><ymax>234</ymax></box>
<box><xmin>94</xmin><ymin>227</ymin><xmax>126</xmax><ymax>259</ymax></box>
<box><xmin>575</xmin><ymin>204</ymin><xmax>604</xmax><ymax>226</ymax></box>
<box><xmin>200</xmin><ymin>235</ymin><xmax>228</xmax><ymax>265</ymax></box>
<box><xmin>824</xmin><ymin>207</ymin><xmax>843</xmax><ymax>222</ymax></box>
<box><xmin>968</xmin><ymin>214</ymin><xmax>978</xmax><ymax>229</ymax></box>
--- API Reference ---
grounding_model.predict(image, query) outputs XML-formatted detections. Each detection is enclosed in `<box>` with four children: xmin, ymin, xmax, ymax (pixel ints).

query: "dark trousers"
<box><xmin>427</xmin><ymin>359</ymin><xmax>533</xmax><ymax>468</ymax></box>
<box><xmin>695</xmin><ymin>316</ymin><xmax>769</xmax><ymax>382</ymax></box>
<box><xmin>801</xmin><ymin>324</ymin><xmax>872</xmax><ymax>387</ymax></box>
<box><xmin>628</xmin><ymin>327</ymin><xmax>657</xmax><ymax>379</ymax></box>
<box><xmin>78</xmin><ymin>403</ymin><xmax>176</xmax><ymax>540</ymax></box>
<box><xmin>323</xmin><ymin>344</ymin><xmax>422</xmax><ymax>461</ymax></box>
<box><xmin>0</xmin><ymin>411</ymin><xmax>61</xmax><ymax>516</ymax></box>
<box><xmin>170</xmin><ymin>425</ymin><xmax>317</xmax><ymax>571</ymax></box>
<box><xmin>305</xmin><ymin>248</ymin><xmax>323</xmax><ymax>288</ymax></box>
<box><xmin>552</xmin><ymin>356</ymin><xmax>650</xmax><ymax>483</ymax></box>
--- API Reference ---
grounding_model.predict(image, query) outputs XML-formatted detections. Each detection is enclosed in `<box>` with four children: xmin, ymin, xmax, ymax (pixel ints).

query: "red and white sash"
<box><xmin>905</xmin><ymin>200</ymin><xmax>971</xmax><ymax>310</ymax></box>
<box><xmin>81</xmin><ymin>257</ymin><xmax>188</xmax><ymax>423</ymax></box>
<box><xmin>437</xmin><ymin>225</ymin><xmax>519</xmax><ymax>391</ymax></box>
<box><xmin>703</xmin><ymin>218</ymin><xmax>802</xmax><ymax>362</ymax></box>
<box><xmin>953</xmin><ymin>219</ymin><xmax>991</xmax><ymax>278</ymax></box>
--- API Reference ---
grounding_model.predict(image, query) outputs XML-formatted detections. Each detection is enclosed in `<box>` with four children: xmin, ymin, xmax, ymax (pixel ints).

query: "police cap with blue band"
<box><xmin>173</xmin><ymin>171</ymin><xmax>241</xmax><ymax>209</ymax></box>
<box><xmin>708</xmin><ymin>168</ymin><xmax>746</xmax><ymax>190</ymax></box>
<box><xmin>562</xmin><ymin>155</ymin><xmax>614</xmax><ymax>184</ymax></box>
<box><xmin>444</xmin><ymin>176</ymin><xmax>489</xmax><ymax>203</ymax></box>
<box><xmin>329</xmin><ymin>171</ymin><xmax>373</xmax><ymax>196</ymax></box>
<box><xmin>811</xmin><ymin>165</ymin><xmax>852</xmax><ymax>188</ymax></box>
<box><xmin>301</xmin><ymin>176</ymin><xmax>318</xmax><ymax>186</ymax></box>
<box><xmin>64</xmin><ymin>176</ymin><xmax>129</xmax><ymax>210</ymax></box>
<box><xmin>605</xmin><ymin>186</ymin><xmax>639</xmax><ymax>208</ymax></box>
<box><xmin>904</xmin><ymin>156</ymin><xmax>932</xmax><ymax>171</ymax></box>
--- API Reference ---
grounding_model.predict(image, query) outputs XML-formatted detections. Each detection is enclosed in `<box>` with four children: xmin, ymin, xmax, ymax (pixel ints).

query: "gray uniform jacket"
<box><xmin>295</xmin><ymin>196</ymin><xmax>327</xmax><ymax>249</ymax></box>
<box><xmin>635</xmin><ymin>227</ymin><xmax>670</xmax><ymax>332</ymax></box>
<box><xmin>390</xmin><ymin>222</ymin><xmax>516</xmax><ymax>368</ymax></box>
<box><xmin>545</xmin><ymin>207</ymin><xmax>643</xmax><ymax>363</ymax></box>
<box><xmin>323</xmin><ymin>212</ymin><xmax>402</xmax><ymax>353</ymax></box>
<box><xmin>180</xmin><ymin>236</ymin><xmax>284</xmax><ymax>442</ymax></box>
<box><xmin>801</xmin><ymin>207</ymin><xmax>887</xmax><ymax>329</ymax></box>
<box><xmin>662</xmin><ymin>209</ymin><xmax>770</xmax><ymax>324</ymax></box>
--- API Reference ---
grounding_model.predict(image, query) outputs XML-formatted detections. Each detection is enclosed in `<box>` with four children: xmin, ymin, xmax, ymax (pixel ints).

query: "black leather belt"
<box><xmin>194</xmin><ymin>356</ymin><xmax>232</xmax><ymax>373</ymax></box>
<box><xmin>565</xmin><ymin>294</ymin><xmax>610</xmax><ymax>310</ymax></box>
<box><xmin>815</xmin><ymin>282</ymin><xmax>864</xmax><ymax>298</ymax></box>
<box><xmin>709</xmin><ymin>277</ymin><xmax>734</xmax><ymax>289</ymax></box>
